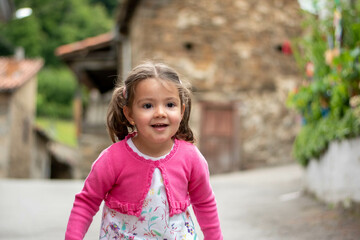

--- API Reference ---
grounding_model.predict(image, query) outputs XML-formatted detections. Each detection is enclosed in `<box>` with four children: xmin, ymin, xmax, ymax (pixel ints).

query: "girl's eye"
<box><xmin>167</xmin><ymin>102</ymin><xmax>176</xmax><ymax>108</ymax></box>
<box><xmin>143</xmin><ymin>103</ymin><xmax>152</xmax><ymax>109</ymax></box>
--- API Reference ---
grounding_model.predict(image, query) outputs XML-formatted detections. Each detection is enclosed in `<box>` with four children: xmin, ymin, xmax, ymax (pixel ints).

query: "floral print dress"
<box><xmin>99</xmin><ymin>138</ymin><xmax>198</xmax><ymax>240</ymax></box>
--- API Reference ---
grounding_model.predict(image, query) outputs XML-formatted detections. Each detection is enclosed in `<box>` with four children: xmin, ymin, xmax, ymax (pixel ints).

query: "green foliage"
<box><xmin>0</xmin><ymin>14</ymin><xmax>43</xmax><ymax>57</ymax></box>
<box><xmin>293</xmin><ymin>110</ymin><xmax>360</xmax><ymax>166</ymax></box>
<box><xmin>291</xmin><ymin>13</ymin><xmax>331</xmax><ymax>81</ymax></box>
<box><xmin>36</xmin><ymin>117</ymin><xmax>77</xmax><ymax>147</ymax></box>
<box><xmin>37</xmin><ymin>67</ymin><xmax>76</xmax><ymax>119</ymax></box>
<box><xmin>90</xmin><ymin>0</ymin><xmax>118</xmax><ymax>16</ymax></box>
<box><xmin>1</xmin><ymin>0</ymin><xmax>113</xmax><ymax>65</ymax></box>
<box><xmin>287</xmin><ymin>1</ymin><xmax>360</xmax><ymax>166</ymax></box>
<box><xmin>0</xmin><ymin>35</ymin><xmax>14</xmax><ymax>55</ymax></box>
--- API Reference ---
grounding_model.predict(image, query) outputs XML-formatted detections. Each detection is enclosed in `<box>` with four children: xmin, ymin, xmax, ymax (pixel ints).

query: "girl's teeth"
<box><xmin>153</xmin><ymin>124</ymin><xmax>167</xmax><ymax>127</ymax></box>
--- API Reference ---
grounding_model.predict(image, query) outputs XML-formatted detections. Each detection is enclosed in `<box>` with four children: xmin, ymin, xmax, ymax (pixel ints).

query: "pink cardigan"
<box><xmin>65</xmin><ymin>135</ymin><xmax>223</xmax><ymax>240</ymax></box>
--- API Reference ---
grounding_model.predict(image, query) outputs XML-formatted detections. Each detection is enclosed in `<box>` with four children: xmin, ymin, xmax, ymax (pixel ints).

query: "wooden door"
<box><xmin>200</xmin><ymin>102</ymin><xmax>240</xmax><ymax>174</ymax></box>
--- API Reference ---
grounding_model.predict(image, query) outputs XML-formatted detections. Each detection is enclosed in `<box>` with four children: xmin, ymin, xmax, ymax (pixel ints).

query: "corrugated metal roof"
<box><xmin>55</xmin><ymin>32</ymin><xmax>114</xmax><ymax>57</ymax></box>
<box><xmin>0</xmin><ymin>57</ymin><xmax>44</xmax><ymax>91</ymax></box>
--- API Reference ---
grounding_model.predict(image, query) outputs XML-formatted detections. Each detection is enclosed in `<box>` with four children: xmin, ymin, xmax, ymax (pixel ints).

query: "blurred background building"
<box><xmin>0</xmin><ymin>55</ymin><xmax>43</xmax><ymax>178</ymax></box>
<box><xmin>56</xmin><ymin>0</ymin><xmax>303</xmax><ymax>177</ymax></box>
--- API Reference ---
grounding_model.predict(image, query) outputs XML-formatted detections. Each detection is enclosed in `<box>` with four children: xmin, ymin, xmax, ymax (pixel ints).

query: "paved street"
<box><xmin>1</xmin><ymin>164</ymin><xmax>360</xmax><ymax>240</ymax></box>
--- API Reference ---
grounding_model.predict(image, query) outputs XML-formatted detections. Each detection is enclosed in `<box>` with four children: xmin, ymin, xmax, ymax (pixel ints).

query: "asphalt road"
<box><xmin>1</xmin><ymin>164</ymin><xmax>360</xmax><ymax>240</ymax></box>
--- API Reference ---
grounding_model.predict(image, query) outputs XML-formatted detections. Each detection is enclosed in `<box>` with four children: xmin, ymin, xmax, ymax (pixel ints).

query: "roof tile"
<box><xmin>55</xmin><ymin>32</ymin><xmax>114</xmax><ymax>57</ymax></box>
<box><xmin>0</xmin><ymin>57</ymin><xmax>44</xmax><ymax>91</ymax></box>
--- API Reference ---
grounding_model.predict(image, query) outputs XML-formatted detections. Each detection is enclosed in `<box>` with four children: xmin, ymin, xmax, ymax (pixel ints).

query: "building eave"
<box><xmin>115</xmin><ymin>0</ymin><xmax>142</xmax><ymax>35</ymax></box>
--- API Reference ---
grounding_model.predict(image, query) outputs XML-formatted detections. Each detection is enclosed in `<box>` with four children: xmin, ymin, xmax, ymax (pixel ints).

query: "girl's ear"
<box><xmin>123</xmin><ymin>106</ymin><xmax>135</xmax><ymax>125</ymax></box>
<box><xmin>181</xmin><ymin>103</ymin><xmax>185</xmax><ymax>118</ymax></box>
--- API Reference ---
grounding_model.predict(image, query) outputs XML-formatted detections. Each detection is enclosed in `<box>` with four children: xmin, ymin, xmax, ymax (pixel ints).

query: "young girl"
<box><xmin>65</xmin><ymin>61</ymin><xmax>223</xmax><ymax>240</ymax></box>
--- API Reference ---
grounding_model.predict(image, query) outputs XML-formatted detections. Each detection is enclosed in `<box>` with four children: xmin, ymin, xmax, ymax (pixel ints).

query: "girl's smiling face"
<box><xmin>124</xmin><ymin>78</ymin><xmax>185</xmax><ymax>156</ymax></box>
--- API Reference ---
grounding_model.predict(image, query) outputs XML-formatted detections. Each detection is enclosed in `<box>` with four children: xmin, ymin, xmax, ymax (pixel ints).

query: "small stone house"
<box><xmin>0</xmin><ymin>56</ymin><xmax>43</xmax><ymax>178</ymax></box>
<box><xmin>115</xmin><ymin>0</ymin><xmax>303</xmax><ymax>172</ymax></box>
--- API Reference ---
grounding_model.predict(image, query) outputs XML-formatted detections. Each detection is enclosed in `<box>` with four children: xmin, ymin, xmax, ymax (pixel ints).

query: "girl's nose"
<box><xmin>154</xmin><ymin>106</ymin><xmax>166</xmax><ymax>117</ymax></box>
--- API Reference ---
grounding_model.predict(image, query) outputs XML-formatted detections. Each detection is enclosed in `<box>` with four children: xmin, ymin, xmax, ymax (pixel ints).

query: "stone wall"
<box><xmin>305</xmin><ymin>138</ymin><xmax>360</xmax><ymax>206</ymax></box>
<box><xmin>31</xmin><ymin>130</ymin><xmax>51</xmax><ymax>178</ymax></box>
<box><xmin>127</xmin><ymin>0</ymin><xmax>303</xmax><ymax>169</ymax></box>
<box><xmin>8</xmin><ymin>77</ymin><xmax>37</xmax><ymax>178</ymax></box>
<box><xmin>0</xmin><ymin>94</ymin><xmax>11</xmax><ymax>177</ymax></box>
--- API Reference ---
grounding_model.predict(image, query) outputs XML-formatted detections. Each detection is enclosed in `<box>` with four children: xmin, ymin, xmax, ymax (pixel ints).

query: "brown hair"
<box><xmin>107</xmin><ymin>61</ymin><xmax>194</xmax><ymax>143</ymax></box>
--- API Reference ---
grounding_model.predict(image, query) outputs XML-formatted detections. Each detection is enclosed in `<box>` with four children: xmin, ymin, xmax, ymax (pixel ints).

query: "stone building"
<box><xmin>0</xmin><ymin>56</ymin><xmax>43</xmax><ymax>178</ymax></box>
<box><xmin>116</xmin><ymin>0</ymin><xmax>303</xmax><ymax>172</ymax></box>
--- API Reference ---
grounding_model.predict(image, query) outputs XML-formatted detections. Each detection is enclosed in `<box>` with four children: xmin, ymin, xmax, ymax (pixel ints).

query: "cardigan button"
<box><xmin>154</xmin><ymin>161</ymin><xmax>160</xmax><ymax>167</ymax></box>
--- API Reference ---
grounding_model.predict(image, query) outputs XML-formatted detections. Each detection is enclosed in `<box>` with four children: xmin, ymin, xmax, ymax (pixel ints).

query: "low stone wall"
<box><xmin>304</xmin><ymin>137</ymin><xmax>360</xmax><ymax>207</ymax></box>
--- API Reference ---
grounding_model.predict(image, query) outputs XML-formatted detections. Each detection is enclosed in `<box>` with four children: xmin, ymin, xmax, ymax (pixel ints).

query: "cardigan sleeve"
<box><xmin>65</xmin><ymin>148</ymin><xmax>117</xmax><ymax>240</ymax></box>
<box><xmin>188</xmin><ymin>147</ymin><xmax>223</xmax><ymax>240</ymax></box>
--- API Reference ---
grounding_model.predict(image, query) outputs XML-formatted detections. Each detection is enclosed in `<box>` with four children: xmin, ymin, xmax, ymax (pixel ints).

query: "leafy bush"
<box><xmin>287</xmin><ymin>1</ymin><xmax>360</xmax><ymax>166</ymax></box>
<box><xmin>37</xmin><ymin>67</ymin><xmax>76</xmax><ymax>119</ymax></box>
<box><xmin>293</xmin><ymin>110</ymin><xmax>360</xmax><ymax>166</ymax></box>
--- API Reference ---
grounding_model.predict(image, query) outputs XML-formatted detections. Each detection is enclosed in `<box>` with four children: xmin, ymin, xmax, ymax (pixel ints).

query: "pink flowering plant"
<box><xmin>287</xmin><ymin>1</ymin><xmax>360</xmax><ymax>166</ymax></box>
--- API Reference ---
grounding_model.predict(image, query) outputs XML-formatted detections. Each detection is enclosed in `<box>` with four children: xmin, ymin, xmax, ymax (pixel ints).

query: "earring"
<box><xmin>130</xmin><ymin>121</ymin><xmax>135</xmax><ymax>125</ymax></box>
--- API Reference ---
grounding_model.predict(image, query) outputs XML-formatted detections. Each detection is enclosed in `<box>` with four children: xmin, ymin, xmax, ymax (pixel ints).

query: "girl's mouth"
<box><xmin>151</xmin><ymin>123</ymin><xmax>168</xmax><ymax>128</ymax></box>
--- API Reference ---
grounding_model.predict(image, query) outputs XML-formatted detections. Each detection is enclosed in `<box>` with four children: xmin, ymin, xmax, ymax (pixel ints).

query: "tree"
<box><xmin>90</xmin><ymin>0</ymin><xmax>118</xmax><ymax>16</ymax></box>
<box><xmin>0</xmin><ymin>0</ymin><xmax>113</xmax><ymax>66</ymax></box>
<box><xmin>1</xmin><ymin>14</ymin><xmax>42</xmax><ymax>57</ymax></box>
